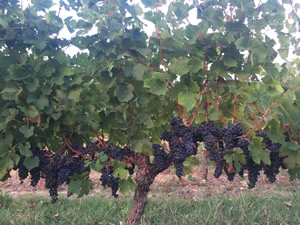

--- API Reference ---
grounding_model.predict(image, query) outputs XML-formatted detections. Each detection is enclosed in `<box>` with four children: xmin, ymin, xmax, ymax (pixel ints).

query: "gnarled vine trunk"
<box><xmin>126</xmin><ymin>165</ymin><xmax>156</xmax><ymax>225</ymax></box>
<box><xmin>126</xmin><ymin>153</ymin><xmax>171</xmax><ymax>225</ymax></box>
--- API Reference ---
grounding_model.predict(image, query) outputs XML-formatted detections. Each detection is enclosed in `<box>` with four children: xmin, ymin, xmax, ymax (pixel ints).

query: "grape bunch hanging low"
<box><xmin>12</xmin><ymin>117</ymin><xmax>289</xmax><ymax>203</ymax></box>
<box><xmin>98</xmin><ymin>143</ymin><xmax>135</xmax><ymax>198</ymax></box>
<box><xmin>160</xmin><ymin>117</ymin><xmax>198</xmax><ymax>177</ymax></box>
<box><xmin>154</xmin><ymin>117</ymin><xmax>288</xmax><ymax>189</ymax></box>
<box><xmin>14</xmin><ymin>145</ymin><xmax>90</xmax><ymax>203</ymax></box>
<box><xmin>13</xmin><ymin>141</ymin><xmax>136</xmax><ymax>203</ymax></box>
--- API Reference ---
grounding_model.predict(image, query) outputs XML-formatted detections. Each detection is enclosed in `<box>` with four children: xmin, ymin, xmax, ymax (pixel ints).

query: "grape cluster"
<box><xmin>13</xmin><ymin>142</ymin><xmax>137</xmax><ymax>202</ymax></box>
<box><xmin>152</xmin><ymin>144</ymin><xmax>168</xmax><ymax>172</ymax></box>
<box><xmin>161</xmin><ymin>119</ymin><xmax>288</xmax><ymax>189</ymax></box>
<box><xmin>224</xmin><ymin>167</ymin><xmax>235</xmax><ymax>181</ymax></box>
<box><xmin>197</xmin><ymin>121</ymin><xmax>220</xmax><ymax>150</ymax></box>
<box><xmin>97</xmin><ymin>143</ymin><xmax>136</xmax><ymax>198</ymax></box>
<box><xmin>222</xmin><ymin>122</ymin><xmax>244</xmax><ymax>149</ymax></box>
<box><xmin>100</xmin><ymin>165</ymin><xmax>119</xmax><ymax>198</ymax></box>
<box><xmin>256</xmin><ymin>131</ymin><xmax>286</xmax><ymax>183</ymax></box>
<box><xmin>161</xmin><ymin>117</ymin><xmax>198</xmax><ymax>177</ymax></box>
<box><xmin>14</xmin><ymin>145</ymin><xmax>91</xmax><ymax>203</ymax></box>
<box><xmin>12</xmin><ymin>118</ymin><xmax>289</xmax><ymax>203</ymax></box>
<box><xmin>208</xmin><ymin>142</ymin><xmax>225</xmax><ymax>178</ymax></box>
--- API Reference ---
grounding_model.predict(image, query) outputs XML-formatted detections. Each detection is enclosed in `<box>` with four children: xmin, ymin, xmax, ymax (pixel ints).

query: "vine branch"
<box><xmin>189</xmin><ymin>80</ymin><xmax>208</xmax><ymax>125</ymax></box>
<box><xmin>238</xmin><ymin>98</ymin><xmax>279</xmax><ymax>138</ymax></box>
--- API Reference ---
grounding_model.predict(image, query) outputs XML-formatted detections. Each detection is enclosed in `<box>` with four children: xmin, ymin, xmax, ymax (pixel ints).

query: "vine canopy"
<box><xmin>0</xmin><ymin>0</ymin><xmax>300</xmax><ymax>193</ymax></box>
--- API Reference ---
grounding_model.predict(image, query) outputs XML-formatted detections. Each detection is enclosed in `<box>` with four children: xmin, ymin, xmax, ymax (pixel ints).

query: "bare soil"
<box><xmin>1</xmin><ymin>165</ymin><xmax>299</xmax><ymax>200</ymax></box>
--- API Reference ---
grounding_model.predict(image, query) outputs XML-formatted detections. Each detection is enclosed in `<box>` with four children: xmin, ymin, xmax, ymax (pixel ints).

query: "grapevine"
<box><xmin>0</xmin><ymin>1</ymin><xmax>299</xmax><ymax>225</ymax></box>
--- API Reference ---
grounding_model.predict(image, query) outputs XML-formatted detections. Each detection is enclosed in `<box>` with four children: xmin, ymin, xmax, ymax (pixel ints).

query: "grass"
<box><xmin>0</xmin><ymin>191</ymin><xmax>299</xmax><ymax>225</ymax></box>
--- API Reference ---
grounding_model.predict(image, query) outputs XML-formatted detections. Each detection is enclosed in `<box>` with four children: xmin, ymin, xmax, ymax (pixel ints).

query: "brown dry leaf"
<box><xmin>284</xmin><ymin>201</ymin><xmax>292</xmax><ymax>207</ymax></box>
<box><xmin>53</xmin><ymin>212</ymin><xmax>59</xmax><ymax>217</ymax></box>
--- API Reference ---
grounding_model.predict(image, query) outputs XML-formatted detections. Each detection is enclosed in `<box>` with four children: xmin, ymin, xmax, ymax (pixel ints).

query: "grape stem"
<box><xmin>153</xmin><ymin>95</ymin><xmax>169</xmax><ymax>119</ymax></box>
<box><xmin>245</xmin><ymin>101</ymin><xmax>264</xmax><ymax>131</ymax></box>
<box><xmin>183</xmin><ymin>107</ymin><xmax>190</xmax><ymax>124</ymax></box>
<box><xmin>176</xmin><ymin>100</ymin><xmax>183</xmax><ymax>118</ymax></box>
<box><xmin>289</xmin><ymin>0</ymin><xmax>300</xmax><ymax>32</ymax></box>
<box><xmin>237</xmin><ymin>98</ymin><xmax>279</xmax><ymax>138</ymax></box>
<box><xmin>185</xmin><ymin>17</ymin><xmax>204</xmax><ymax>41</ymax></box>
<box><xmin>222</xmin><ymin>7</ymin><xmax>229</xmax><ymax>21</ymax></box>
<box><xmin>189</xmin><ymin>80</ymin><xmax>208</xmax><ymax>125</ymax></box>
<box><xmin>55</xmin><ymin>132</ymin><xmax>74</xmax><ymax>154</ymax></box>
<box><xmin>61</xmin><ymin>132</ymin><xmax>83</xmax><ymax>156</ymax></box>
<box><xmin>207</xmin><ymin>86</ymin><xmax>226</xmax><ymax>126</ymax></box>
<box><xmin>206</xmin><ymin>81</ymin><xmax>210</xmax><ymax>121</ymax></box>
<box><xmin>89</xmin><ymin>128</ymin><xmax>106</xmax><ymax>147</ymax></box>
<box><xmin>234</xmin><ymin>75</ymin><xmax>237</xmax><ymax>122</ymax></box>
<box><xmin>137</xmin><ymin>56</ymin><xmax>154</xmax><ymax>72</ymax></box>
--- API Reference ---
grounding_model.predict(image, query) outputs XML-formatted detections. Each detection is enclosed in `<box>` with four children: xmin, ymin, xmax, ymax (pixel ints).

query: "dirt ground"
<box><xmin>1</xmin><ymin>164</ymin><xmax>299</xmax><ymax>200</ymax></box>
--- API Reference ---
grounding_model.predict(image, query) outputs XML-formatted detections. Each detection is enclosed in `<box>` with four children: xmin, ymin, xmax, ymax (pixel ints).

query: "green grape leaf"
<box><xmin>249</xmin><ymin>137</ymin><xmax>270</xmax><ymax>165</ymax></box>
<box><xmin>178</xmin><ymin>90</ymin><xmax>198</xmax><ymax>112</ymax></box>
<box><xmin>28</xmin><ymin>106</ymin><xmax>39</xmax><ymax>118</ymax></box>
<box><xmin>37</xmin><ymin>95</ymin><xmax>49</xmax><ymax>110</ymax></box>
<box><xmin>8</xmin><ymin>64</ymin><xmax>30</xmax><ymax>80</ymax></box>
<box><xmin>1</xmin><ymin>82</ymin><xmax>23</xmax><ymax>101</ymax></box>
<box><xmin>68</xmin><ymin>172</ymin><xmax>93</xmax><ymax>198</ymax></box>
<box><xmin>23</xmin><ymin>156</ymin><xmax>39</xmax><ymax>170</ymax></box>
<box><xmin>235</xmin><ymin>36</ymin><xmax>251</xmax><ymax>50</ymax></box>
<box><xmin>4</xmin><ymin>108</ymin><xmax>19</xmax><ymax>125</ymax></box>
<box><xmin>280</xmin><ymin>146</ymin><xmax>300</xmax><ymax>169</ymax></box>
<box><xmin>224</xmin><ymin>148</ymin><xmax>246</xmax><ymax>172</ymax></box>
<box><xmin>223</xmin><ymin>56</ymin><xmax>238</xmax><ymax>68</ymax></box>
<box><xmin>19</xmin><ymin>126</ymin><xmax>34</xmax><ymax>138</ymax></box>
<box><xmin>112</xmin><ymin>160</ymin><xmax>128</xmax><ymax>179</ymax></box>
<box><xmin>189</xmin><ymin>57</ymin><xmax>203</xmax><ymax>73</ymax></box>
<box><xmin>169</xmin><ymin>57</ymin><xmax>191</xmax><ymax>76</ymax></box>
<box><xmin>115</xmin><ymin>84</ymin><xmax>134</xmax><ymax>102</ymax></box>
<box><xmin>119</xmin><ymin>176</ymin><xmax>136</xmax><ymax>194</ymax></box>
<box><xmin>97</xmin><ymin>152</ymin><xmax>109</xmax><ymax>163</ymax></box>
<box><xmin>131</xmin><ymin>135</ymin><xmax>152</xmax><ymax>154</ymax></box>
<box><xmin>68</xmin><ymin>88</ymin><xmax>82</xmax><ymax>102</ymax></box>
<box><xmin>0</xmin><ymin>143</ymin><xmax>20</xmax><ymax>180</ymax></box>
<box><xmin>133</xmin><ymin>63</ymin><xmax>148</xmax><ymax>80</ymax></box>
<box><xmin>279</xmin><ymin>48</ymin><xmax>289</xmax><ymax>59</ymax></box>
<box><xmin>18</xmin><ymin>143</ymin><xmax>32</xmax><ymax>157</ymax></box>
<box><xmin>149</xmin><ymin>79</ymin><xmax>168</xmax><ymax>95</ymax></box>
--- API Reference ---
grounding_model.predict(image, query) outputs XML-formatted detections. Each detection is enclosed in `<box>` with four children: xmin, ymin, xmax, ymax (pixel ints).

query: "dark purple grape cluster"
<box><xmin>14</xmin><ymin>145</ymin><xmax>91</xmax><ymax>203</ymax></box>
<box><xmin>29</xmin><ymin>167</ymin><xmax>41</xmax><ymax>186</ymax></box>
<box><xmin>222</xmin><ymin>123</ymin><xmax>244</xmax><ymax>149</ymax></box>
<box><xmin>93</xmin><ymin>142</ymin><xmax>137</xmax><ymax>198</ymax></box>
<box><xmin>13</xmin><ymin>141</ymin><xmax>135</xmax><ymax>202</ymax></box>
<box><xmin>197</xmin><ymin>121</ymin><xmax>219</xmax><ymax>150</ymax></box>
<box><xmin>256</xmin><ymin>131</ymin><xmax>286</xmax><ymax>183</ymax></box>
<box><xmin>102</xmin><ymin>143</ymin><xmax>134</xmax><ymax>162</ymax></box>
<box><xmin>13</xmin><ymin>152</ymin><xmax>29</xmax><ymax>183</ymax></box>
<box><xmin>214</xmin><ymin>160</ymin><xmax>224</xmax><ymax>178</ymax></box>
<box><xmin>100</xmin><ymin>165</ymin><xmax>119</xmax><ymax>198</ymax></box>
<box><xmin>161</xmin><ymin>117</ymin><xmax>198</xmax><ymax>178</ymax></box>
<box><xmin>224</xmin><ymin>167</ymin><xmax>235</xmax><ymax>181</ymax></box>
<box><xmin>11</xmin><ymin>119</ymin><xmax>289</xmax><ymax>203</ymax></box>
<box><xmin>152</xmin><ymin>144</ymin><xmax>168</xmax><ymax>172</ymax></box>
<box><xmin>209</xmin><ymin>143</ymin><xmax>225</xmax><ymax>178</ymax></box>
